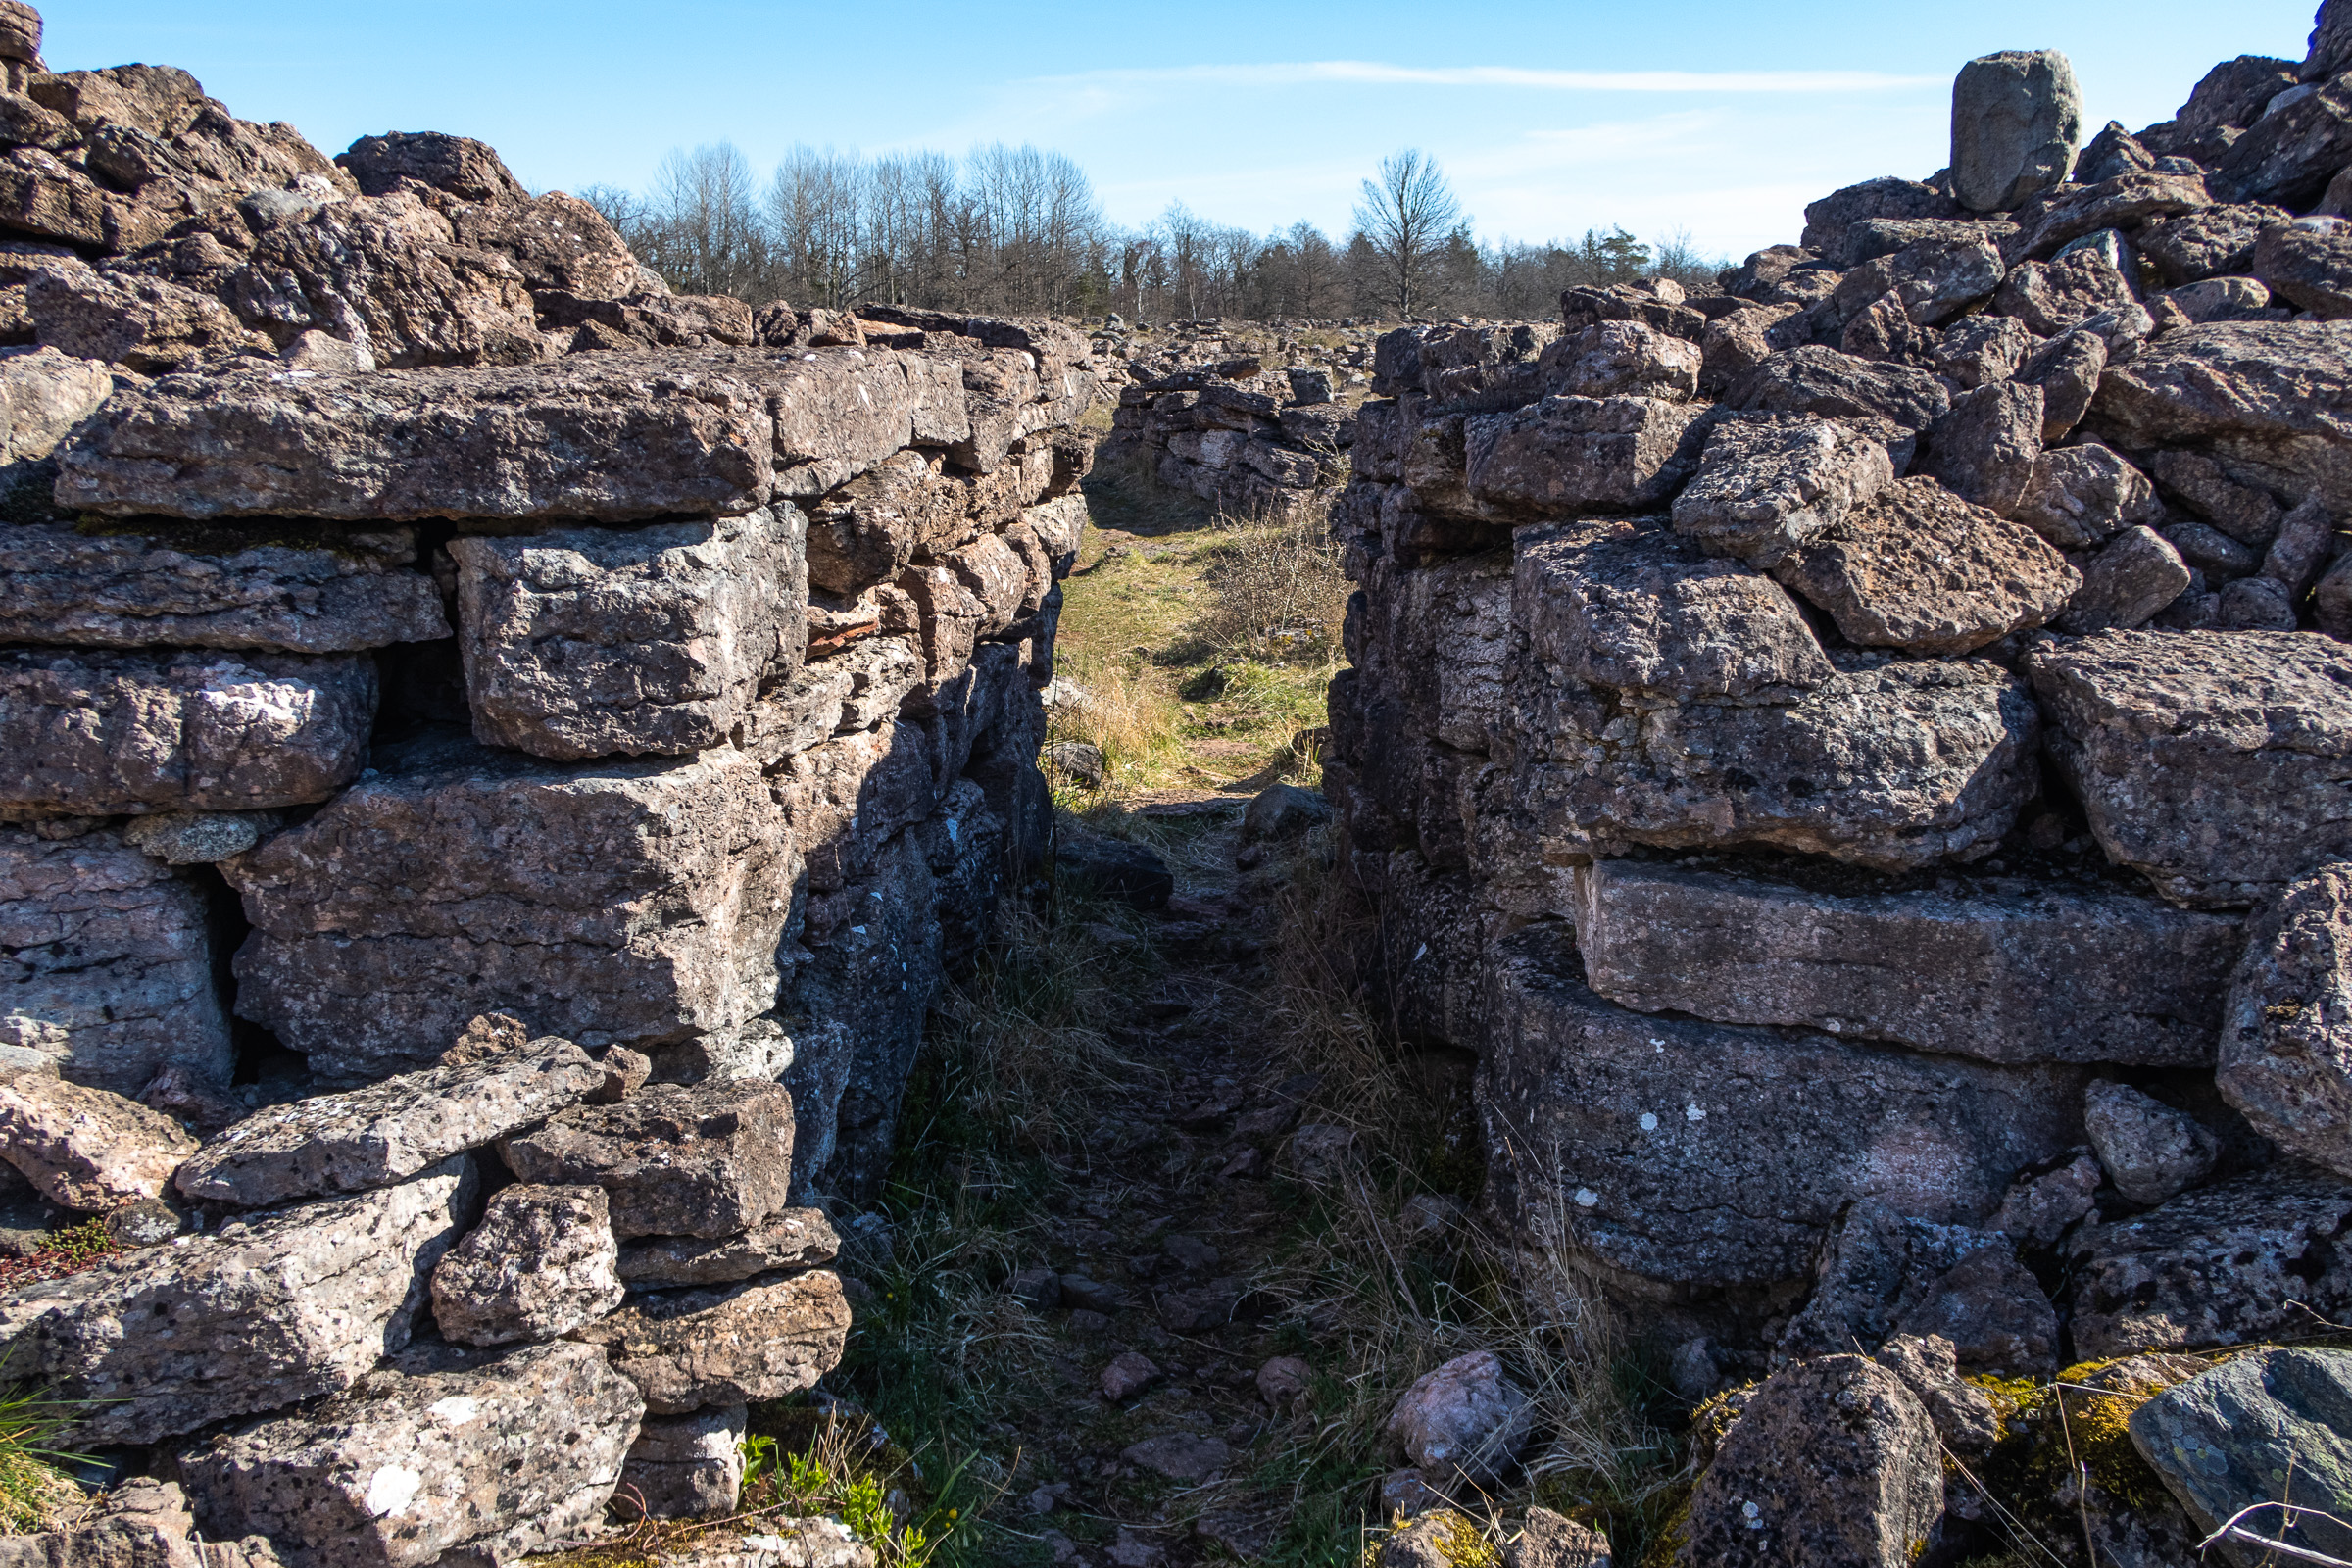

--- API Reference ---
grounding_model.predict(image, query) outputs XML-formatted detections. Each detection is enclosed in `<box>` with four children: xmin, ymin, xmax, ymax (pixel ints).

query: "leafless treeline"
<box><xmin>579</xmin><ymin>141</ymin><xmax>1724</xmax><ymax>322</ymax></box>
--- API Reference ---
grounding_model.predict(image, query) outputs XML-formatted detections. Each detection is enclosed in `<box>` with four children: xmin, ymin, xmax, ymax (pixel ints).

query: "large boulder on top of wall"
<box><xmin>1951</xmin><ymin>50</ymin><xmax>2082</xmax><ymax>214</ymax></box>
<box><xmin>1572</xmin><ymin>858</ymin><xmax>2242</xmax><ymax>1066</ymax></box>
<box><xmin>0</xmin><ymin>647</ymin><xmax>375</xmax><ymax>817</ymax></box>
<box><xmin>0</xmin><ymin>1158</ymin><xmax>475</xmax><ymax>1446</ymax></box>
<box><xmin>2026</xmin><ymin>629</ymin><xmax>2352</xmax><ymax>907</ymax></box>
<box><xmin>1505</xmin><ymin>652</ymin><xmax>2040</xmax><ymax>873</ymax></box>
<box><xmin>0</xmin><ymin>523</ymin><xmax>450</xmax><ymax>653</ymax></box>
<box><xmin>0</xmin><ymin>825</ymin><xmax>234</xmax><ymax>1094</ymax></box>
<box><xmin>2087</xmin><ymin>321</ymin><xmax>2352</xmax><ymax>514</ymax></box>
<box><xmin>451</xmin><ymin>507</ymin><xmax>808</xmax><ymax>760</ymax></box>
<box><xmin>1477</xmin><ymin>923</ymin><xmax>2086</xmax><ymax>1290</ymax></box>
<box><xmin>221</xmin><ymin>734</ymin><xmax>800</xmax><ymax>1081</ymax></box>
<box><xmin>177</xmin><ymin>1339</ymin><xmax>642</xmax><ymax>1568</ymax></box>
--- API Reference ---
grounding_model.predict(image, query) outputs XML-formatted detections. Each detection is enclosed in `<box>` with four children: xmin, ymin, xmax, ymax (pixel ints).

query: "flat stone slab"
<box><xmin>568</xmin><ymin>1271</ymin><xmax>849</xmax><ymax>1414</ymax></box>
<box><xmin>498</xmin><ymin>1079</ymin><xmax>793</xmax><ymax>1239</ymax></box>
<box><xmin>222</xmin><ymin>733</ymin><xmax>798</xmax><ymax>1079</ymax></box>
<box><xmin>0</xmin><ymin>826</ymin><xmax>232</xmax><ymax>1095</ymax></box>
<box><xmin>2089</xmin><ymin>320</ymin><xmax>2352</xmax><ymax>514</ymax></box>
<box><xmin>180</xmin><ymin>1340</ymin><xmax>642</xmax><ymax>1568</ymax></box>
<box><xmin>2027</xmin><ymin>629</ymin><xmax>2352</xmax><ymax>906</ymax></box>
<box><xmin>0</xmin><ymin>1158</ymin><xmax>474</xmax><ymax>1446</ymax></box>
<box><xmin>53</xmin><ymin>347</ymin><xmax>989</xmax><ymax>523</ymax></box>
<box><xmin>453</xmin><ymin>508</ymin><xmax>807</xmax><ymax>760</ymax></box>
<box><xmin>0</xmin><ymin>523</ymin><xmax>449</xmax><ymax>652</ymax></box>
<box><xmin>1478</xmin><ymin>923</ymin><xmax>2085</xmax><ymax>1289</ymax></box>
<box><xmin>0</xmin><ymin>1067</ymin><xmax>198</xmax><ymax>1210</ymax></box>
<box><xmin>1574</xmin><ymin>858</ymin><xmax>2242</xmax><ymax>1065</ymax></box>
<box><xmin>0</xmin><ymin>648</ymin><xmax>375</xmax><ymax>816</ymax></box>
<box><xmin>175</xmin><ymin>1041</ymin><xmax>606</xmax><ymax>1206</ymax></box>
<box><xmin>1510</xmin><ymin>652</ymin><xmax>2039</xmax><ymax>871</ymax></box>
<box><xmin>614</xmin><ymin>1206</ymin><xmax>839</xmax><ymax>1289</ymax></box>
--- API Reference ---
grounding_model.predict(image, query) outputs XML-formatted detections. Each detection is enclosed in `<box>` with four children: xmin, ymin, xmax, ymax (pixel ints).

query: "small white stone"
<box><xmin>1686</xmin><ymin>1102</ymin><xmax>1707</xmax><ymax>1122</ymax></box>
<box><xmin>1573</xmin><ymin>1187</ymin><xmax>1600</xmax><ymax>1207</ymax></box>
<box><xmin>1639</xmin><ymin>1112</ymin><xmax>1659</xmax><ymax>1131</ymax></box>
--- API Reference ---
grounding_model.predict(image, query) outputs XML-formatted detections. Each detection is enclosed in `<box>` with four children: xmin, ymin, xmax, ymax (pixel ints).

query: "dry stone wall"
<box><xmin>0</xmin><ymin>2</ymin><xmax>1093</xmax><ymax>1559</ymax></box>
<box><xmin>1331</xmin><ymin>1</ymin><xmax>2352</xmax><ymax>1372</ymax></box>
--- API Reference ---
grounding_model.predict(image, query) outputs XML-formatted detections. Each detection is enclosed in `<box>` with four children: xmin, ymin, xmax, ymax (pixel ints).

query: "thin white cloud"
<box><xmin>1023</xmin><ymin>61</ymin><xmax>1941</xmax><ymax>94</ymax></box>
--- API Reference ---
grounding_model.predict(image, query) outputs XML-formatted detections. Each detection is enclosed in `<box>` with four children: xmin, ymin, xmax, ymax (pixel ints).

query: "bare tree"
<box><xmin>1352</xmin><ymin>150</ymin><xmax>1462</xmax><ymax>320</ymax></box>
<box><xmin>641</xmin><ymin>142</ymin><xmax>772</xmax><ymax>301</ymax></box>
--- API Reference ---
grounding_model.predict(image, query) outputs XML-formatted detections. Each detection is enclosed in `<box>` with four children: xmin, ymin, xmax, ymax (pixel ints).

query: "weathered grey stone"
<box><xmin>0</xmin><ymin>826</ymin><xmax>232</xmax><ymax>1094</ymax></box>
<box><xmin>2258</xmin><ymin>218</ymin><xmax>2352</xmax><ymax>320</ymax></box>
<box><xmin>1780</xmin><ymin>1200</ymin><xmax>2054</xmax><ymax>1373</ymax></box>
<box><xmin>1919</xmin><ymin>381</ymin><xmax>2044</xmax><ymax>515</ymax></box>
<box><xmin>1675</xmin><ymin>1355</ymin><xmax>1940</xmax><ymax>1568</ymax></box>
<box><xmin>1513</xmin><ymin>517</ymin><xmax>1829</xmax><ymax>705</ymax></box>
<box><xmin>2015</xmin><ymin>328</ymin><xmax>2107</xmax><ymax>442</ymax></box>
<box><xmin>1572</xmin><ymin>858</ymin><xmax>2240</xmax><ymax>1066</ymax></box>
<box><xmin>2143</xmin><ymin>213</ymin><xmax>2288</xmax><ymax>295</ymax></box>
<box><xmin>614</xmin><ymin>1205</ymin><xmax>838</xmax><ymax>1290</ymax></box>
<box><xmin>2219</xmin><ymin>572</ymin><xmax>2302</xmax><ymax>629</ymax></box>
<box><xmin>1829</xmin><ymin>233</ymin><xmax>2006</xmax><ymax>328</ymax></box>
<box><xmin>1933</xmin><ymin>314</ymin><xmax>2034</xmax><ymax>390</ymax></box>
<box><xmin>1771</xmin><ymin>477</ymin><xmax>2080</xmax><ymax>655</ymax></box>
<box><xmin>2091</xmin><ymin>322</ymin><xmax>2352</xmax><ymax>514</ymax></box>
<box><xmin>223</xmin><ymin>736</ymin><xmax>797</xmax><ymax>1078</ymax></box>
<box><xmin>1511</xmin><ymin>653</ymin><xmax>2040</xmax><ymax>872</ymax></box>
<box><xmin>2056</xmin><ymin>525</ymin><xmax>2193</xmax><ymax>633</ymax></box>
<box><xmin>55</xmin><ymin>348</ymin><xmax>979</xmax><ymax>522</ymax></box>
<box><xmin>0</xmin><ymin>345</ymin><xmax>107</xmax><ymax>461</ymax></box>
<box><xmin>179</xmin><ymin>1339</ymin><xmax>642</xmax><ymax>1568</ymax></box>
<box><xmin>499</xmin><ymin>1079</ymin><xmax>792</xmax><ymax>1239</ymax></box>
<box><xmin>120</xmin><ymin>808</ymin><xmax>277</xmax><ymax>865</ymax></box>
<box><xmin>2083</xmin><ymin>1079</ymin><xmax>2221</xmax><ymax>1204</ymax></box>
<box><xmin>2219</xmin><ymin>861</ymin><xmax>2352</xmax><ymax>1176</ymax></box>
<box><xmin>1724</xmin><ymin>346</ymin><xmax>1952</xmax><ymax>431</ymax></box>
<box><xmin>0</xmin><ymin>1477</ymin><xmax>285</xmax><ymax>1568</ymax></box>
<box><xmin>1384</xmin><ymin>1350</ymin><xmax>1532</xmax><ymax>1488</ymax></box>
<box><xmin>1537</xmin><ymin>320</ymin><xmax>1699</xmax><ymax>401</ymax></box>
<box><xmin>453</xmin><ymin>508</ymin><xmax>807</xmax><ymax>760</ymax></box>
<box><xmin>176</xmin><ymin>1042</ymin><xmax>605</xmax><ymax>1206</ymax></box>
<box><xmin>1993</xmin><ymin>248</ymin><xmax>2139</xmax><ymax>336</ymax></box>
<box><xmin>1479</xmin><ymin>924</ymin><xmax>2085</xmax><ymax>1288</ymax></box>
<box><xmin>621</xmin><ymin>1404</ymin><xmax>747</xmax><ymax>1520</ymax></box>
<box><xmin>1951</xmin><ymin>50</ymin><xmax>2082</xmax><ymax>213</ymax></box>
<box><xmin>0</xmin><ymin>648</ymin><xmax>374</xmax><ymax>816</ymax></box>
<box><xmin>2009</xmin><ymin>171</ymin><xmax>2214</xmax><ymax>262</ymax></box>
<box><xmin>1989</xmin><ymin>1148</ymin><xmax>2104</xmax><ymax>1248</ymax></box>
<box><xmin>338</xmin><ymin>131</ymin><xmax>528</xmax><ymax>204</ymax></box>
<box><xmin>1456</xmin><ymin>395</ymin><xmax>1701</xmax><ymax>517</ymax></box>
<box><xmin>28</xmin><ymin>267</ymin><xmax>272</xmax><ymax>374</ymax></box>
<box><xmin>2151</xmin><ymin>447</ymin><xmax>2287</xmax><ymax>548</ymax></box>
<box><xmin>1668</xmin><ymin>416</ymin><xmax>1893</xmax><ymax>568</ymax></box>
<box><xmin>1799</xmin><ymin>178</ymin><xmax>1962</xmax><ymax>264</ymax></box>
<box><xmin>2217</xmin><ymin>73</ymin><xmax>2352</xmax><ymax>210</ymax></box>
<box><xmin>430</xmin><ymin>1184</ymin><xmax>623</xmax><ymax>1347</ymax></box>
<box><xmin>1871</xmin><ymin>1334</ymin><xmax>2001</xmax><ymax>1459</ymax></box>
<box><xmin>0</xmin><ymin>1159</ymin><xmax>474</xmax><ymax>1445</ymax></box>
<box><xmin>2010</xmin><ymin>443</ymin><xmax>2161</xmax><ymax>551</ymax></box>
<box><xmin>2129</xmin><ymin>1348</ymin><xmax>2352</xmax><ymax>1568</ymax></box>
<box><xmin>567</xmin><ymin>1270</ymin><xmax>849</xmax><ymax>1414</ymax></box>
<box><xmin>0</xmin><ymin>523</ymin><xmax>447</xmax><ymax>652</ymax></box>
<box><xmin>0</xmin><ymin>1067</ymin><xmax>196</xmax><ymax>1210</ymax></box>
<box><xmin>2070</xmin><ymin>1165</ymin><xmax>2352</xmax><ymax>1356</ymax></box>
<box><xmin>2028</xmin><ymin>630</ymin><xmax>2352</xmax><ymax>906</ymax></box>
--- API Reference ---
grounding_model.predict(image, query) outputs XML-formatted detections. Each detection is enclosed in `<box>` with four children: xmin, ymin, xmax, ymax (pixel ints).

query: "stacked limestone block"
<box><xmin>0</xmin><ymin>4</ymin><xmax>1086</xmax><ymax>1560</ymax></box>
<box><xmin>1105</xmin><ymin>353</ymin><xmax>1353</xmax><ymax>517</ymax></box>
<box><xmin>1329</xmin><ymin>4</ymin><xmax>2352</xmax><ymax>1367</ymax></box>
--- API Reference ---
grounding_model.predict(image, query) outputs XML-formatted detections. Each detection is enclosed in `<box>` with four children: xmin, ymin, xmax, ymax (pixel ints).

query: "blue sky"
<box><xmin>45</xmin><ymin>1</ymin><xmax>2323</xmax><ymax>262</ymax></box>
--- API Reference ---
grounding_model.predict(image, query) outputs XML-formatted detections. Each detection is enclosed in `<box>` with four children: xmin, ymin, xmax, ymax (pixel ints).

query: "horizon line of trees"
<box><xmin>575</xmin><ymin>141</ymin><xmax>1727</xmax><ymax>325</ymax></box>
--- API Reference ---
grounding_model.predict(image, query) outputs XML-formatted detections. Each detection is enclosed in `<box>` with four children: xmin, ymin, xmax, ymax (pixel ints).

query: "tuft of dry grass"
<box><xmin>1186</xmin><ymin>508</ymin><xmax>1351</xmax><ymax>668</ymax></box>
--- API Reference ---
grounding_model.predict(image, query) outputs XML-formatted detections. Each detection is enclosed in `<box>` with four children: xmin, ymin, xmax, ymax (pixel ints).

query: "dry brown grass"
<box><xmin>1187</xmin><ymin>506</ymin><xmax>1351</xmax><ymax>667</ymax></box>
